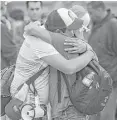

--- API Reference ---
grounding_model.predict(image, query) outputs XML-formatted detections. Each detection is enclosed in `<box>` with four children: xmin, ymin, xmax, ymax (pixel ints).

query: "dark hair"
<box><xmin>45</xmin><ymin>22</ymin><xmax>66</xmax><ymax>33</ymax></box>
<box><xmin>87</xmin><ymin>1</ymin><xmax>106</xmax><ymax>10</ymax></box>
<box><xmin>45</xmin><ymin>10</ymin><xmax>67</xmax><ymax>33</ymax></box>
<box><xmin>26</xmin><ymin>1</ymin><xmax>43</xmax><ymax>8</ymax></box>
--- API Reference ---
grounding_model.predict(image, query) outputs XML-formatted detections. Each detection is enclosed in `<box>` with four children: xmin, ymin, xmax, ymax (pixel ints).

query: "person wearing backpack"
<box><xmin>64</xmin><ymin>1</ymin><xmax>117</xmax><ymax>120</ymax></box>
<box><xmin>25</xmin><ymin>7</ymin><xmax>112</xmax><ymax>120</ymax></box>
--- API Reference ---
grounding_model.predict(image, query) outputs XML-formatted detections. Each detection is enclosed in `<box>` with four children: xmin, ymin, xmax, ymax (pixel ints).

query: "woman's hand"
<box><xmin>64</xmin><ymin>39</ymin><xmax>87</xmax><ymax>54</ymax></box>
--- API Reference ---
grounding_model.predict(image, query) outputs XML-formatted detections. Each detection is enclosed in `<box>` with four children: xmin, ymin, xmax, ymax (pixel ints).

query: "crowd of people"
<box><xmin>1</xmin><ymin>1</ymin><xmax>117</xmax><ymax>120</ymax></box>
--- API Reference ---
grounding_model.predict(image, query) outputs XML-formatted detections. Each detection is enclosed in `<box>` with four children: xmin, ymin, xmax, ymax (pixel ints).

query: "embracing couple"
<box><xmin>10</xmin><ymin>7</ymin><xmax>97</xmax><ymax>120</ymax></box>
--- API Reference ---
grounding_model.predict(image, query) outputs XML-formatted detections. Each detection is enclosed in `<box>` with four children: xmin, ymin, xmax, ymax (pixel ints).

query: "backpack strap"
<box><xmin>17</xmin><ymin>67</ymin><xmax>47</xmax><ymax>94</ymax></box>
<box><xmin>57</xmin><ymin>70</ymin><xmax>61</xmax><ymax>103</ymax></box>
<box><xmin>57</xmin><ymin>70</ymin><xmax>71</xmax><ymax>103</ymax></box>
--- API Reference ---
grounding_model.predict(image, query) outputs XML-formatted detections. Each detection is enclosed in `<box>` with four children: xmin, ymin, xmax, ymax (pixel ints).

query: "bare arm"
<box><xmin>25</xmin><ymin>23</ymin><xmax>94</xmax><ymax>74</ymax></box>
<box><xmin>42</xmin><ymin>50</ymin><xmax>94</xmax><ymax>74</ymax></box>
<box><xmin>25</xmin><ymin>25</ymin><xmax>88</xmax><ymax>54</ymax></box>
<box><xmin>25</xmin><ymin>24</ymin><xmax>51</xmax><ymax>43</ymax></box>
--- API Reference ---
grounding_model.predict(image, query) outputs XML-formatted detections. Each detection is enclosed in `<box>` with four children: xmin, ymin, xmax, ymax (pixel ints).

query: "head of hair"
<box><xmin>45</xmin><ymin>10</ymin><xmax>67</xmax><ymax>33</ymax></box>
<box><xmin>45</xmin><ymin>21</ymin><xmax>66</xmax><ymax>33</ymax></box>
<box><xmin>26</xmin><ymin>1</ymin><xmax>43</xmax><ymax>8</ymax></box>
<box><xmin>87</xmin><ymin>1</ymin><xmax>106</xmax><ymax>10</ymax></box>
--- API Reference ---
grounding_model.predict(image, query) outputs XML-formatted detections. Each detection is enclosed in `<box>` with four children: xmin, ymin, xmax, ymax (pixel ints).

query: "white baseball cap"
<box><xmin>45</xmin><ymin>8</ymin><xmax>83</xmax><ymax>32</ymax></box>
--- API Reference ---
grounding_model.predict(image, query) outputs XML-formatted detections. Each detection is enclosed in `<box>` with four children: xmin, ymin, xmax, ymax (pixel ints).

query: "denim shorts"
<box><xmin>52</xmin><ymin>106</ymin><xmax>90</xmax><ymax>120</ymax></box>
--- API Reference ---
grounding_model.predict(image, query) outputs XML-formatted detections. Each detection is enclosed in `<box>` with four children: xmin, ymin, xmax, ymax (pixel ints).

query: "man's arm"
<box><xmin>1</xmin><ymin>23</ymin><xmax>18</xmax><ymax>65</ymax></box>
<box><xmin>42</xmin><ymin>50</ymin><xmax>94</xmax><ymax>74</ymax></box>
<box><xmin>31</xmin><ymin>38</ymin><xmax>94</xmax><ymax>75</ymax></box>
<box><xmin>25</xmin><ymin>24</ymin><xmax>87</xmax><ymax>53</ymax></box>
<box><xmin>24</xmin><ymin>23</ymin><xmax>51</xmax><ymax>43</ymax></box>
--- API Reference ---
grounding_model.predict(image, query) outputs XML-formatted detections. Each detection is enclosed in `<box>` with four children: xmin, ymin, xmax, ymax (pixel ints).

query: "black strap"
<box><xmin>57</xmin><ymin>70</ymin><xmax>71</xmax><ymax>103</ymax></box>
<box><xmin>61</xmin><ymin>72</ymin><xmax>71</xmax><ymax>94</ymax></box>
<box><xmin>17</xmin><ymin>67</ymin><xmax>47</xmax><ymax>93</ymax></box>
<box><xmin>57</xmin><ymin>70</ymin><xmax>61</xmax><ymax>103</ymax></box>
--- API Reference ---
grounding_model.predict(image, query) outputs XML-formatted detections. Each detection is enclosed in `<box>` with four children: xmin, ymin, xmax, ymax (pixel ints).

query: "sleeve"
<box><xmin>107</xmin><ymin>19</ymin><xmax>117</xmax><ymax>84</ymax></box>
<box><xmin>31</xmin><ymin>38</ymin><xmax>59</xmax><ymax>59</ymax></box>
<box><xmin>1</xmin><ymin>23</ymin><xmax>18</xmax><ymax>65</ymax></box>
<box><xmin>111</xmin><ymin>19</ymin><xmax>117</xmax><ymax>55</ymax></box>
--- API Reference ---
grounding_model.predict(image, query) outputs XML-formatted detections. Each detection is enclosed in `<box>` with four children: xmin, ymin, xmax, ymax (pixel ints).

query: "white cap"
<box><xmin>45</xmin><ymin>8</ymin><xmax>83</xmax><ymax>31</ymax></box>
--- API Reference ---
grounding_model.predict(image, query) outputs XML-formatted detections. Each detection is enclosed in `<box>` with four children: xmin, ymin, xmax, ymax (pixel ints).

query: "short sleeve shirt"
<box><xmin>11</xmin><ymin>25</ymin><xmax>59</xmax><ymax>104</ymax></box>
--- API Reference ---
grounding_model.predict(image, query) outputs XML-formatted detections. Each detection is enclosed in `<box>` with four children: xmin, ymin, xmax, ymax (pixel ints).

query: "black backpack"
<box><xmin>57</xmin><ymin>60</ymin><xmax>112</xmax><ymax>115</ymax></box>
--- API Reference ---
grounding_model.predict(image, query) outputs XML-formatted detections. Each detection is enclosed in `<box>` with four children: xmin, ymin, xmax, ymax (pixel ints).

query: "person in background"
<box><xmin>9</xmin><ymin>9</ymin><xmax>25</xmax><ymax>50</ymax></box>
<box><xmin>1</xmin><ymin>1</ymin><xmax>18</xmax><ymax>70</ymax></box>
<box><xmin>40</xmin><ymin>13</ymin><xmax>48</xmax><ymax>26</ymax></box>
<box><xmin>87</xmin><ymin>2</ymin><xmax>117</xmax><ymax>120</ymax></box>
<box><xmin>1</xmin><ymin>2</ymin><xmax>18</xmax><ymax>120</ymax></box>
<box><xmin>25</xmin><ymin>1</ymin><xmax>43</xmax><ymax>26</ymax></box>
<box><xmin>63</xmin><ymin>1</ymin><xmax>117</xmax><ymax>120</ymax></box>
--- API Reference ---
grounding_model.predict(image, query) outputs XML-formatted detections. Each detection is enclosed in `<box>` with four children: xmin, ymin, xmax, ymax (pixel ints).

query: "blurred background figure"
<box><xmin>9</xmin><ymin>9</ymin><xmax>25</xmax><ymax>49</ymax></box>
<box><xmin>0</xmin><ymin>1</ymin><xmax>11</xmax><ymax>31</ymax></box>
<box><xmin>86</xmin><ymin>1</ymin><xmax>117</xmax><ymax>120</ymax></box>
<box><xmin>26</xmin><ymin>1</ymin><xmax>43</xmax><ymax>25</ymax></box>
<box><xmin>1</xmin><ymin>2</ymin><xmax>18</xmax><ymax>120</ymax></box>
<box><xmin>1</xmin><ymin>1</ymin><xmax>18</xmax><ymax>70</ymax></box>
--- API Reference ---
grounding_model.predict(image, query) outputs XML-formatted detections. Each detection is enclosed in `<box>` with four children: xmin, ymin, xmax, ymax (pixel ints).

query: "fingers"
<box><xmin>65</xmin><ymin>39</ymin><xmax>78</xmax><ymax>43</ymax></box>
<box><xmin>67</xmin><ymin>50</ymin><xmax>80</xmax><ymax>54</ymax></box>
<box><xmin>65</xmin><ymin>39</ymin><xmax>84</xmax><ymax>43</ymax></box>
<box><xmin>64</xmin><ymin>42</ymin><xmax>79</xmax><ymax>47</ymax></box>
<box><xmin>64</xmin><ymin>47</ymin><xmax>78</xmax><ymax>52</ymax></box>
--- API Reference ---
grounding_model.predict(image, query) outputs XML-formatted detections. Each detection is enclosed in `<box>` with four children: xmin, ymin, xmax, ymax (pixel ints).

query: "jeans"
<box><xmin>52</xmin><ymin>106</ymin><xmax>90</xmax><ymax>120</ymax></box>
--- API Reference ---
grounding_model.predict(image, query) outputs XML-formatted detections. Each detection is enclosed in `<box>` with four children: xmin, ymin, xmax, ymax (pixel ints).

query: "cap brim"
<box><xmin>67</xmin><ymin>18</ymin><xmax>83</xmax><ymax>30</ymax></box>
